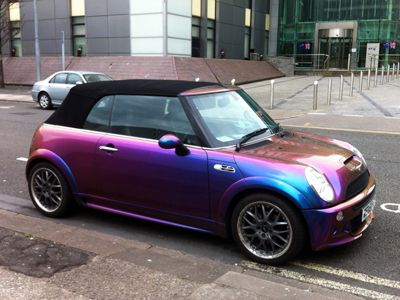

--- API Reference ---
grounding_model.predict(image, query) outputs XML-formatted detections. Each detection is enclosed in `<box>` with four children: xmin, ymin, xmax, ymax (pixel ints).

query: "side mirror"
<box><xmin>158</xmin><ymin>134</ymin><xmax>189</xmax><ymax>156</ymax></box>
<box><xmin>75</xmin><ymin>81</ymin><xmax>83</xmax><ymax>85</ymax></box>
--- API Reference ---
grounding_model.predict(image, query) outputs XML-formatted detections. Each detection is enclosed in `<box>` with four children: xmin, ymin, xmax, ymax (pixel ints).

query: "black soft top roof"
<box><xmin>46</xmin><ymin>79</ymin><xmax>220</xmax><ymax>128</ymax></box>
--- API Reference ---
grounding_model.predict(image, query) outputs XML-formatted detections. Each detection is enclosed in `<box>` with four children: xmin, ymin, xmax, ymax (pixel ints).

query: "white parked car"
<box><xmin>32</xmin><ymin>71</ymin><xmax>112</xmax><ymax>109</ymax></box>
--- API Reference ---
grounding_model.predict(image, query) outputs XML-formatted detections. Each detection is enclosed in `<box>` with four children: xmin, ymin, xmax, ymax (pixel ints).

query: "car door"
<box><xmin>90</xmin><ymin>95</ymin><xmax>210</xmax><ymax>221</ymax></box>
<box><xmin>64</xmin><ymin>73</ymin><xmax>83</xmax><ymax>101</ymax></box>
<box><xmin>48</xmin><ymin>73</ymin><xmax>68</xmax><ymax>104</ymax></box>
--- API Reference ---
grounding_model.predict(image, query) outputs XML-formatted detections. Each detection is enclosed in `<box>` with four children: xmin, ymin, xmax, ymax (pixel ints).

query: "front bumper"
<box><xmin>32</xmin><ymin>90</ymin><xmax>39</xmax><ymax>101</ymax></box>
<box><xmin>303</xmin><ymin>174</ymin><xmax>376</xmax><ymax>251</ymax></box>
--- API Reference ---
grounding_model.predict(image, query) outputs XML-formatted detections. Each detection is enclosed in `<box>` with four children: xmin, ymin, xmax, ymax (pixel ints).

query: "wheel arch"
<box><xmin>26</xmin><ymin>150</ymin><xmax>79</xmax><ymax>195</ymax></box>
<box><xmin>221</xmin><ymin>180</ymin><xmax>310</xmax><ymax>242</ymax></box>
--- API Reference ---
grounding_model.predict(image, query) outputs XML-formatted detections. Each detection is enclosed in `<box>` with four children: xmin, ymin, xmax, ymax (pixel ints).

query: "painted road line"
<box><xmin>0</xmin><ymin>106</ymin><xmax>15</xmax><ymax>109</ymax></box>
<box><xmin>308</xmin><ymin>112</ymin><xmax>327</xmax><ymax>115</ymax></box>
<box><xmin>292</xmin><ymin>261</ymin><xmax>400</xmax><ymax>290</ymax></box>
<box><xmin>16</xmin><ymin>157</ymin><xmax>28</xmax><ymax>162</ymax></box>
<box><xmin>342</xmin><ymin>114</ymin><xmax>364</xmax><ymax>117</ymax></box>
<box><xmin>241</xmin><ymin>260</ymin><xmax>398</xmax><ymax>300</ymax></box>
<box><xmin>285</xmin><ymin>125</ymin><xmax>400</xmax><ymax>136</ymax></box>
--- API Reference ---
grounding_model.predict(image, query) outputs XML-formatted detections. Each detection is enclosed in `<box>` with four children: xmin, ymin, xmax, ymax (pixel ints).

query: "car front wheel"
<box><xmin>28</xmin><ymin>162</ymin><xmax>74</xmax><ymax>217</ymax></box>
<box><xmin>38</xmin><ymin>92</ymin><xmax>52</xmax><ymax>109</ymax></box>
<box><xmin>231</xmin><ymin>194</ymin><xmax>306</xmax><ymax>265</ymax></box>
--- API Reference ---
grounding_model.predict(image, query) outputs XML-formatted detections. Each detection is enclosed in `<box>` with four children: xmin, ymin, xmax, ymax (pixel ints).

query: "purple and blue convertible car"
<box><xmin>26</xmin><ymin>79</ymin><xmax>376</xmax><ymax>264</ymax></box>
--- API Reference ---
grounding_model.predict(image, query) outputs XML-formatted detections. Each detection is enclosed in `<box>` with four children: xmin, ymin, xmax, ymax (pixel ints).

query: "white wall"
<box><xmin>130</xmin><ymin>0</ymin><xmax>191</xmax><ymax>56</ymax></box>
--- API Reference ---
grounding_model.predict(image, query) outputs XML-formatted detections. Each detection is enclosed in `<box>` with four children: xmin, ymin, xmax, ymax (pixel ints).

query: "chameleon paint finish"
<box><xmin>27</xmin><ymin>83</ymin><xmax>376</xmax><ymax>254</ymax></box>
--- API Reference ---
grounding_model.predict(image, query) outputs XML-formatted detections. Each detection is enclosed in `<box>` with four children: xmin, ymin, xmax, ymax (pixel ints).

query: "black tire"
<box><xmin>231</xmin><ymin>193</ymin><xmax>306</xmax><ymax>265</ymax></box>
<box><xmin>38</xmin><ymin>92</ymin><xmax>53</xmax><ymax>109</ymax></box>
<box><xmin>28</xmin><ymin>162</ymin><xmax>75</xmax><ymax>218</ymax></box>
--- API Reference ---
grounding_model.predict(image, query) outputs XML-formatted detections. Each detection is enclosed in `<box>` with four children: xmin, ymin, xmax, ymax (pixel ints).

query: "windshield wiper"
<box><xmin>235</xmin><ymin>128</ymin><xmax>268</xmax><ymax>151</ymax></box>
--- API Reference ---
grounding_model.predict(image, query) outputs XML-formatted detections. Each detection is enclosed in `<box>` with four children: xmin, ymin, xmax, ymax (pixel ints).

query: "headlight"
<box><xmin>305</xmin><ymin>167</ymin><xmax>335</xmax><ymax>202</ymax></box>
<box><xmin>351</xmin><ymin>145</ymin><xmax>367</xmax><ymax>167</ymax></box>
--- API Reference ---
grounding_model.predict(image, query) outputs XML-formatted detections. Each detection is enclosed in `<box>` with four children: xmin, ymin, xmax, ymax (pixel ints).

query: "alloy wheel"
<box><xmin>30</xmin><ymin>167</ymin><xmax>63</xmax><ymax>213</ymax></box>
<box><xmin>237</xmin><ymin>201</ymin><xmax>293</xmax><ymax>260</ymax></box>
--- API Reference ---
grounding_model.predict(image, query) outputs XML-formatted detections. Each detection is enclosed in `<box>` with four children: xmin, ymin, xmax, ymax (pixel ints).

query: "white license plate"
<box><xmin>361</xmin><ymin>199</ymin><xmax>375</xmax><ymax>222</ymax></box>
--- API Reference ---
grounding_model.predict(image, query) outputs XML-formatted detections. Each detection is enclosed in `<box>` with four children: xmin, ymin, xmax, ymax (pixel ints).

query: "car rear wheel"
<box><xmin>231</xmin><ymin>193</ymin><xmax>306</xmax><ymax>265</ymax></box>
<box><xmin>28</xmin><ymin>162</ymin><xmax>74</xmax><ymax>217</ymax></box>
<box><xmin>38</xmin><ymin>92</ymin><xmax>52</xmax><ymax>109</ymax></box>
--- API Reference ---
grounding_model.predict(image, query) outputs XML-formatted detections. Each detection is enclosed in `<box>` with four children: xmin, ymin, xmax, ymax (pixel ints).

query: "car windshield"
<box><xmin>188</xmin><ymin>90</ymin><xmax>278</xmax><ymax>148</ymax></box>
<box><xmin>83</xmin><ymin>74</ymin><xmax>112</xmax><ymax>83</ymax></box>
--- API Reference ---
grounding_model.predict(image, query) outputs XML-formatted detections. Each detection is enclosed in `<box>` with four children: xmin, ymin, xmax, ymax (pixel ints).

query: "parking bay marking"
<box><xmin>241</xmin><ymin>260</ymin><xmax>399</xmax><ymax>300</ymax></box>
<box><xmin>16</xmin><ymin>157</ymin><xmax>28</xmax><ymax>162</ymax></box>
<box><xmin>0</xmin><ymin>106</ymin><xmax>15</xmax><ymax>109</ymax></box>
<box><xmin>292</xmin><ymin>261</ymin><xmax>400</xmax><ymax>290</ymax></box>
<box><xmin>381</xmin><ymin>203</ymin><xmax>400</xmax><ymax>214</ymax></box>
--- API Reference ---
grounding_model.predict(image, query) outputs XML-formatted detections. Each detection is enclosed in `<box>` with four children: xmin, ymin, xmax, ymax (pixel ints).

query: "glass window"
<box><xmin>10</xmin><ymin>21</ymin><xmax>22</xmax><ymax>57</ymax></box>
<box><xmin>189</xmin><ymin>91</ymin><xmax>273</xmax><ymax>147</ymax></box>
<box><xmin>66</xmin><ymin>73</ymin><xmax>82</xmax><ymax>84</ymax></box>
<box><xmin>192</xmin><ymin>16</ymin><xmax>201</xmax><ymax>57</ymax></box>
<box><xmin>245</xmin><ymin>8</ymin><xmax>251</xmax><ymax>27</ymax></box>
<box><xmin>110</xmin><ymin>96</ymin><xmax>200</xmax><ymax>145</ymax></box>
<box><xmin>9</xmin><ymin>2</ymin><xmax>20</xmax><ymax>21</ymax></box>
<box><xmin>192</xmin><ymin>0</ymin><xmax>201</xmax><ymax>17</ymax></box>
<box><xmin>207</xmin><ymin>0</ymin><xmax>215</xmax><ymax>20</ymax></box>
<box><xmin>83</xmin><ymin>74</ymin><xmax>112</xmax><ymax>82</ymax></box>
<box><xmin>52</xmin><ymin>73</ymin><xmax>68</xmax><ymax>84</ymax></box>
<box><xmin>207</xmin><ymin>19</ymin><xmax>215</xmax><ymax>58</ymax></box>
<box><xmin>83</xmin><ymin>96</ymin><xmax>114</xmax><ymax>132</ymax></box>
<box><xmin>72</xmin><ymin>16</ymin><xmax>86</xmax><ymax>56</ymax></box>
<box><xmin>71</xmin><ymin>0</ymin><xmax>85</xmax><ymax>16</ymax></box>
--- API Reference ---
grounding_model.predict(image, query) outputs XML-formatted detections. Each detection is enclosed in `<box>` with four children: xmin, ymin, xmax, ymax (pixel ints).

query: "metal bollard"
<box><xmin>327</xmin><ymin>78</ymin><xmax>332</xmax><ymax>105</ymax></box>
<box><xmin>350</xmin><ymin>72</ymin><xmax>354</xmax><ymax>96</ymax></box>
<box><xmin>339</xmin><ymin>75</ymin><xmax>344</xmax><ymax>101</ymax></box>
<box><xmin>269</xmin><ymin>80</ymin><xmax>275</xmax><ymax>109</ymax></box>
<box><xmin>387</xmin><ymin>65</ymin><xmax>390</xmax><ymax>82</ymax></box>
<box><xmin>347</xmin><ymin>53</ymin><xmax>351</xmax><ymax>71</ymax></box>
<box><xmin>392</xmin><ymin>63</ymin><xmax>396</xmax><ymax>80</ymax></box>
<box><xmin>367</xmin><ymin>69</ymin><xmax>371</xmax><ymax>89</ymax></box>
<box><xmin>231</xmin><ymin>78</ymin><xmax>236</xmax><ymax>85</ymax></box>
<box><xmin>313</xmin><ymin>81</ymin><xmax>318</xmax><ymax>110</ymax></box>
<box><xmin>359</xmin><ymin>71</ymin><xmax>363</xmax><ymax>93</ymax></box>
<box><xmin>393</xmin><ymin>63</ymin><xmax>396</xmax><ymax>80</ymax></box>
<box><xmin>374</xmin><ymin>67</ymin><xmax>378</xmax><ymax>87</ymax></box>
<box><xmin>381</xmin><ymin>66</ymin><xmax>384</xmax><ymax>85</ymax></box>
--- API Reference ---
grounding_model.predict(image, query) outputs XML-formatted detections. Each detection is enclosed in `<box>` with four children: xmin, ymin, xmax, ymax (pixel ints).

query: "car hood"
<box><xmin>234</xmin><ymin>130</ymin><xmax>368</xmax><ymax>203</ymax></box>
<box><xmin>238</xmin><ymin>131</ymin><xmax>353</xmax><ymax>167</ymax></box>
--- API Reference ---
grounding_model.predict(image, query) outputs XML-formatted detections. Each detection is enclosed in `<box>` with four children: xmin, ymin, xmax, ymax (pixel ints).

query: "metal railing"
<box><xmin>367</xmin><ymin>54</ymin><xmax>400</xmax><ymax>69</ymax></box>
<box><xmin>293</xmin><ymin>54</ymin><xmax>330</xmax><ymax>70</ymax></box>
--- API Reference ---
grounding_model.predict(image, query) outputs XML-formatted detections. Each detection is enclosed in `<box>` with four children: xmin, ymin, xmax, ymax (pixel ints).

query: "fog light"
<box><xmin>336</xmin><ymin>211</ymin><xmax>344</xmax><ymax>222</ymax></box>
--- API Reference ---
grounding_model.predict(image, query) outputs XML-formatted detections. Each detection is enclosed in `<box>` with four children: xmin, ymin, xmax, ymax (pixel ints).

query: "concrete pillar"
<box><xmin>268</xmin><ymin>0</ymin><xmax>279</xmax><ymax>56</ymax></box>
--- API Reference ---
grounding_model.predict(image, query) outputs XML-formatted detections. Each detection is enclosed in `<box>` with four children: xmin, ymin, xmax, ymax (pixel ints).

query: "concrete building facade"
<box><xmin>5</xmin><ymin>0</ymin><xmax>272</xmax><ymax>60</ymax></box>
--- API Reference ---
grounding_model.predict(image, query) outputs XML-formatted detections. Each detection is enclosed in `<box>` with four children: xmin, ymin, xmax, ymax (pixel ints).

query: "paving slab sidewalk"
<box><xmin>0</xmin><ymin>207</ymin><xmax>362</xmax><ymax>300</ymax></box>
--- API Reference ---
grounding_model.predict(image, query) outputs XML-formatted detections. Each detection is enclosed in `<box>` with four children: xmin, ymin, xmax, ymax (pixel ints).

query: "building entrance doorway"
<box><xmin>319</xmin><ymin>37</ymin><xmax>352</xmax><ymax>69</ymax></box>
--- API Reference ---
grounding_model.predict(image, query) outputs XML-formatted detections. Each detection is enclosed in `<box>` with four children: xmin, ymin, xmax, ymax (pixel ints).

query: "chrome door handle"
<box><xmin>99</xmin><ymin>145</ymin><xmax>118</xmax><ymax>153</ymax></box>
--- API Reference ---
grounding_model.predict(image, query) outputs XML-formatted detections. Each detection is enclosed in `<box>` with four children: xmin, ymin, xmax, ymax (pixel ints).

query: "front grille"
<box><xmin>345</xmin><ymin>170</ymin><xmax>370</xmax><ymax>200</ymax></box>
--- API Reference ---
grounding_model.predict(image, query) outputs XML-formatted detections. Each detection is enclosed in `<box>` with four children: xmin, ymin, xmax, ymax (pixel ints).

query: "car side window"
<box><xmin>110</xmin><ymin>95</ymin><xmax>200</xmax><ymax>146</ymax></box>
<box><xmin>67</xmin><ymin>73</ymin><xmax>82</xmax><ymax>84</ymax></box>
<box><xmin>52</xmin><ymin>73</ymin><xmax>68</xmax><ymax>84</ymax></box>
<box><xmin>83</xmin><ymin>96</ymin><xmax>114</xmax><ymax>132</ymax></box>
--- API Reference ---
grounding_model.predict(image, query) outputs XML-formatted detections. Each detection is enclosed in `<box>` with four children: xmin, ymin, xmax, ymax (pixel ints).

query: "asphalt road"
<box><xmin>0</xmin><ymin>101</ymin><xmax>399</xmax><ymax>299</ymax></box>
